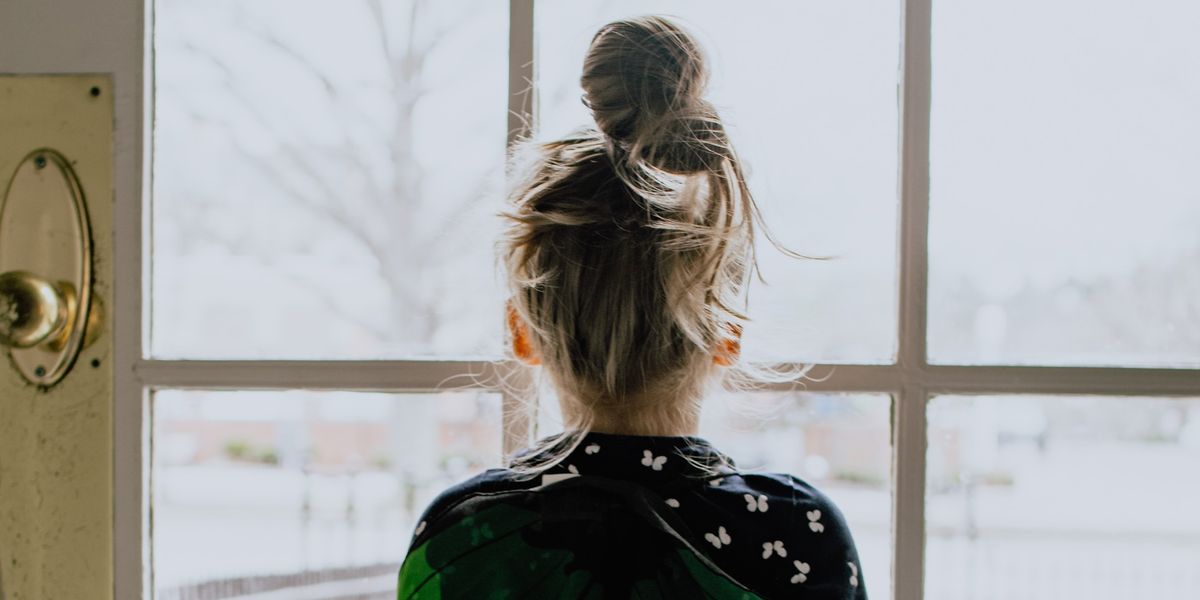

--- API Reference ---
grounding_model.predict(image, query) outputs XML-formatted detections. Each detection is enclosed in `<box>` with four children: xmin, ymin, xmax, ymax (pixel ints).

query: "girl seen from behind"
<box><xmin>398</xmin><ymin>15</ymin><xmax>867</xmax><ymax>599</ymax></box>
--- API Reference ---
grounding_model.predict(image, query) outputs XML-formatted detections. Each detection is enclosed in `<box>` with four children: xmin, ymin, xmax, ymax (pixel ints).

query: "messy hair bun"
<box><xmin>502</xmin><ymin>16</ymin><xmax>791</xmax><ymax>468</ymax></box>
<box><xmin>581</xmin><ymin>16</ymin><xmax>728</xmax><ymax>174</ymax></box>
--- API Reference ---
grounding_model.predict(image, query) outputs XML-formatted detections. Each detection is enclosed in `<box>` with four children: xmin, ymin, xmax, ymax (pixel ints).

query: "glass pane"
<box><xmin>926</xmin><ymin>395</ymin><xmax>1200</xmax><ymax>600</ymax></box>
<box><xmin>534</xmin><ymin>390</ymin><xmax>893</xmax><ymax>599</ymax></box>
<box><xmin>152</xmin><ymin>390</ymin><xmax>502</xmax><ymax>598</ymax></box>
<box><xmin>929</xmin><ymin>0</ymin><xmax>1200</xmax><ymax>367</ymax></box>
<box><xmin>152</xmin><ymin>0</ymin><xmax>508</xmax><ymax>358</ymax></box>
<box><xmin>536</xmin><ymin>1</ymin><xmax>901</xmax><ymax>363</ymax></box>
<box><xmin>700</xmin><ymin>392</ymin><xmax>893</xmax><ymax>599</ymax></box>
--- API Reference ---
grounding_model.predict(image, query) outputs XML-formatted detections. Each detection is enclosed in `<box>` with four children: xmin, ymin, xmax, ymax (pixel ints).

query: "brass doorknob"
<box><xmin>0</xmin><ymin>270</ymin><xmax>100</xmax><ymax>352</ymax></box>
<box><xmin>0</xmin><ymin>270</ymin><xmax>67</xmax><ymax>348</ymax></box>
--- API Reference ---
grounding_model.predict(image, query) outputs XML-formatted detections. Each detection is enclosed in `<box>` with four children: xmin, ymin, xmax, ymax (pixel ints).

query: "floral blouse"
<box><xmin>398</xmin><ymin>431</ymin><xmax>868</xmax><ymax>599</ymax></box>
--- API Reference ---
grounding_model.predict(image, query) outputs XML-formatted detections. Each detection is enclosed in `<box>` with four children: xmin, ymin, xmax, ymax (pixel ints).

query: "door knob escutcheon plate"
<box><xmin>0</xmin><ymin>148</ymin><xmax>95</xmax><ymax>387</ymax></box>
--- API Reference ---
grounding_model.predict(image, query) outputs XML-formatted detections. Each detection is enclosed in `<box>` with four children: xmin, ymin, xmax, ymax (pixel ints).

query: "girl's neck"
<box><xmin>578</xmin><ymin>405</ymin><xmax>700</xmax><ymax>437</ymax></box>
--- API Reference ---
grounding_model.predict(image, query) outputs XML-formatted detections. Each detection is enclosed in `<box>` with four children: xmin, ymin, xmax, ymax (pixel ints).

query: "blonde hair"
<box><xmin>502</xmin><ymin>16</ymin><xmax>798</xmax><ymax>472</ymax></box>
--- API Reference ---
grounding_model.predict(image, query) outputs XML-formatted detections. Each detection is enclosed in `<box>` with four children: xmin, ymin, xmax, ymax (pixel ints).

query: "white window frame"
<box><xmin>113</xmin><ymin>0</ymin><xmax>1200</xmax><ymax>598</ymax></box>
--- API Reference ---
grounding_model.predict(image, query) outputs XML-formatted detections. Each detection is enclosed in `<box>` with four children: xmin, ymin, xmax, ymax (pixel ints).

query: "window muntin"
<box><xmin>928</xmin><ymin>0</ymin><xmax>1200</xmax><ymax>367</ymax></box>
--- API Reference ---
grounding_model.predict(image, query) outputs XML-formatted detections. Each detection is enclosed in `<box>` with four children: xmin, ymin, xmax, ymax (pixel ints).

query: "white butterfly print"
<box><xmin>708</xmin><ymin>477</ymin><xmax>724</xmax><ymax>487</ymax></box>
<box><xmin>761</xmin><ymin>540</ymin><xmax>787</xmax><ymax>559</ymax></box>
<box><xmin>807</xmin><ymin>509</ymin><xmax>825</xmax><ymax>533</ymax></box>
<box><xmin>790</xmin><ymin>560</ymin><xmax>811</xmax><ymax>584</ymax></box>
<box><xmin>665</xmin><ymin>498</ymin><xmax>680</xmax><ymax>508</ymax></box>
<box><xmin>849</xmin><ymin>562</ymin><xmax>859</xmax><ymax>587</ymax></box>
<box><xmin>743</xmin><ymin>493</ymin><xmax>768</xmax><ymax>513</ymax></box>
<box><xmin>584</xmin><ymin>443</ymin><xmax>601</xmax><ymax>455</ymax></box>
<box><xmin>641</xmin><ymin>449</ymin><xmax>667</xmax><ymax>471</ymax></box>
<box><xmin>567</xmin><ymin>464</ymin><xmax>579</xmax><ymax>475</ymax></box>
<box><xmin>704</xmin><ymin>526</ymin><xmax>732</xmax><ymax>549</ymax></box>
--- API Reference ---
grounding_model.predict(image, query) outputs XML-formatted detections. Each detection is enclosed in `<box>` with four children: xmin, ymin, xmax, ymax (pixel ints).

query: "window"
<box><xmin>151</xmin><ymin>0</ymin><xmax>509</xmax><ymax>358</ymax></box>
<box><xmin>928</xmin><ymin>0</ymin><xmax>1200</xmax><ymax>368</ymax></box>
<box><xmin>926</xmin><ymin>396</ymin><xmax>1200</xmax><ymax>599</ymax></box>
<box><xmin>152</xmin><ymin>391</ymin><xmax>502</xmax><ymax>595</ymax></box>
<box><xmin>537</xmin><ymin>0</ymin><xmax>901</xmax><ymax>363</ymax></box>
<box><xmin>119</xmin><ymin>0</ymin><xmax>1200</xmax><ymax>598</ymax></box>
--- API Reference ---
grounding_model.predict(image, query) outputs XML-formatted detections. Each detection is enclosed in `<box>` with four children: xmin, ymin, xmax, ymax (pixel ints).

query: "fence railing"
<box><xmin>157</xmin><ymin>562</ymin><xmax>400</xmax><ymax>600</ymax></box>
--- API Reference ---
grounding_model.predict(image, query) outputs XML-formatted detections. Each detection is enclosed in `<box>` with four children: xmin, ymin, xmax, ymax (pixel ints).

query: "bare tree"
<box><xmin>160</xmin><ymin>0</ymin><xmax>502</xmax><ymax>351</ymax></box>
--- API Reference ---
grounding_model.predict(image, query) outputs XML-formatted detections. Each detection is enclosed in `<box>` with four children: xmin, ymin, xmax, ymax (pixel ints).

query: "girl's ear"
<box><xmin>713</xmin><ymin>322</ymin><xmax>742</xmax><ymax>367</ymax></box>
<box><xmin>506</xmin><ymin>301</ymin><xmax>541</xmax><ymax>365</ymax></box>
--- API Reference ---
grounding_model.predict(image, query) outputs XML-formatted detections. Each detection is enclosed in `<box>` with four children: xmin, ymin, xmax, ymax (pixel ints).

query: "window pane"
<box><xmin>536</xmin><ymin>1</ymin><xmax>901</xmax><ymax>363</ymax></box>
<box><xmin>534</xmin><ymin>390</ymin><xmax>894</xmax><ymax>599</ymax></box>
<box><xmin>700</xmin><ymin>392</ymin><xmax>894</xmax><ymax>600</ymax></box>
<box><xmin>928</xmin><ymin>0</ymin><xmax>1200</xmax><ymax>367</ymax></box>
<box><xmin>151</xmin><ymin>0</ymin><xmax>508</xmax><ymax>358</ymax></box>
<box><xmin>926</xmin><ymin>395</ymin><xmax>1200</xmax><ymax>600</ymax></box>
<box><xmin>152</xmin><ymin>390</ymin><xmax>502</xmax><ymax>598</ymax></box>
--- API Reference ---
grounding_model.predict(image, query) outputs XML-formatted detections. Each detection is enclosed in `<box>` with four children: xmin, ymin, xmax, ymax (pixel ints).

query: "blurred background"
<box><xmin>148</xmin><ymin>0</ymin><xmax>1199</xmax><ymax>598</ymax></box>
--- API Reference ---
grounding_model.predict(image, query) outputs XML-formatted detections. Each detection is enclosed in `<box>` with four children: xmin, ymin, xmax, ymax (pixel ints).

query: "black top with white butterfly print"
<box><xmin>405</xmin><ymin>431</ymin><xmax>868</xmax><ymax>599</ymax></box>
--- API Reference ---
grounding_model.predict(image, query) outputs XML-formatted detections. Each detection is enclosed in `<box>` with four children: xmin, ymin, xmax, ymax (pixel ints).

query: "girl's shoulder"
<box><xmin>675</xmin><ymin>471</ymin><xmax>867</xmax><ymax>597</ymax></box>
<box><xmin>403</xmin><ymin>467</ymin><xmax>867</xmax><ymax>599</ymax></box>
<box><xmin>406</xmin><ymin>467</ymin><xmax>539</xmax><ymax>542</ymax></box>
<box><xmin>702</xmin><ymin>470</ymin><xmax>854</xmax><ymax>534</ymax></box>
